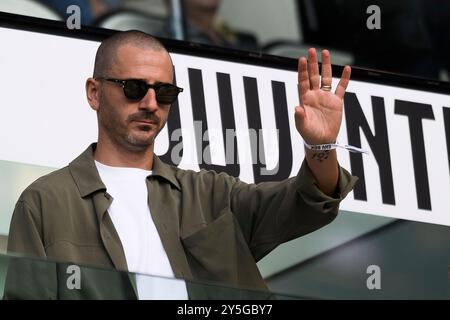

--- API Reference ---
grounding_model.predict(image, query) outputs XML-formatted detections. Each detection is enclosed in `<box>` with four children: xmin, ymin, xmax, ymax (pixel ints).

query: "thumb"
<box><xmin>295</xmin><ymin>105</ymin><xmax>305</xmax><ymax>125</ymax></box>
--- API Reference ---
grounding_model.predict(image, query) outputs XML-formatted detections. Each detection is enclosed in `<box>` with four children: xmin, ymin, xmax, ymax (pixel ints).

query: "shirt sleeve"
<box><xmin>7</xmin><ymin>200</ymin><xmax>46</xmax><ymax>258</ymax></box>
<box><xmin>229</xmin><ymin>159</ymin><xmax>358</xmax><ymax>261</ymax></box>
<box><xmin>3</xmin><ymin>199</ymin><xmax>58</xmax><ymax>300</ymax></box>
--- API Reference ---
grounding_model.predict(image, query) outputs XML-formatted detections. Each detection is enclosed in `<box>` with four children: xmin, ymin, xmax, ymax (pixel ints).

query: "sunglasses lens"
<box><xmin>123</xmin><ymin>80</ymin><xmax>147</xmax><ymax>100</ymax></box>
<box><xmin>155</xmin><ymin>84</ymin><xmax>180</xmax><ymax>104</ymax></box>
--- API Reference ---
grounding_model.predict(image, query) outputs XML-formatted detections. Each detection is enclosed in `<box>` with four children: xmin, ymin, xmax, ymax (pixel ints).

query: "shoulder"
<box><xmin>17</xmin><ymin>166</ymin><xmax>75</xmax><ymax>207</ymax></box>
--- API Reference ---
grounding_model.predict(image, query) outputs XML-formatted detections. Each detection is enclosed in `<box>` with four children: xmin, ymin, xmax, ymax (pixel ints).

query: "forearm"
<box><xmin>304</xmin><ymin>148</ymin><xmax>339</xmax><ymax>196</ymax></box>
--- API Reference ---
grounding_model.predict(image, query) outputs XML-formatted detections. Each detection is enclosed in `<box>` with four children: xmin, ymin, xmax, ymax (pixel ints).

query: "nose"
<box><xmin>138</xmin><ymin>88</ymin><xmax>158</xmax><ymax>112</ymax></box>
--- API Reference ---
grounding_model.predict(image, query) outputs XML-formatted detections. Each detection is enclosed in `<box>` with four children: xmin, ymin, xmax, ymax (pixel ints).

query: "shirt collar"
<box><xmin>151</xmin><ymin>152</ymin><xmax>181</xmax><ymax>191</ymax></box>
<box><xmin>69</xmin><ymin>143</ymin><xmax>181</xmax><ymax>197</ymax></box>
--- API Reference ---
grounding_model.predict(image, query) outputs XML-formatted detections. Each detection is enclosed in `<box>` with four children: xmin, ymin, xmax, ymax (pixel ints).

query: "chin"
<box><xmin>124</xmin><ymin>133</ymin><xmax>156</xmax><ymax>149</ymax></box>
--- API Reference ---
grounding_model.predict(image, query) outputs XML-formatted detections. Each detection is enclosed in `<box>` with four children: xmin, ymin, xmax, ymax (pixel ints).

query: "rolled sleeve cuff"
<box><xmin>294</xmin><ymin>159</ymin><xmax>359</xmax><ymax>215</ymax></box>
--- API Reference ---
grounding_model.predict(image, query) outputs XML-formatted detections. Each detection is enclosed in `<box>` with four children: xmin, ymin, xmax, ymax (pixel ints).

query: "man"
<box><xmin>173</xmin><ymin>0</ymin><xmax>259</xmax><ymax>51</ymax></box>
<box><xmin>4</xmin><ymin>30</ymin><xmax>357</xmax><ymax>299</ymax></box>
<box><xmin>155</xmin><ymin>0</ymin><xmax>259</xmax><ymax>52</ymax></box>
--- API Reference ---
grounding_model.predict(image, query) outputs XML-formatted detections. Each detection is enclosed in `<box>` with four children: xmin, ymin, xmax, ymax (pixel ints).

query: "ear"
<box><xmin>86</xmin><ymin>78</ymin><xmax>100</xmax><ymax>111</ymax></box>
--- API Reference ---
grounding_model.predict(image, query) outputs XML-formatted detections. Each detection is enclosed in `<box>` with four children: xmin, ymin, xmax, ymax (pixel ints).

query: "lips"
<box><xmin>133</xmin><ymin>119</ymin><xmax>157</xmax><ymax>125</ymax></box>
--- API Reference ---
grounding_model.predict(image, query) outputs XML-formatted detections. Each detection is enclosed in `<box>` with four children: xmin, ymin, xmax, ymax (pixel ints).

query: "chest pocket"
<box><xmin>180</xmin><ymin>207</ymin><xmax>265</xmax><ymax>292</ymax></box>
<box><xmin>181</xmin><ymin>208</ymin><xmax>238</xmax><ymax>283</ymax></box>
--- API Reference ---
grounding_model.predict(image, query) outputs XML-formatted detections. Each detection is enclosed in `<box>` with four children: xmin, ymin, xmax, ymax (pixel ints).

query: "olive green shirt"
<box><xmin>4</xmin><ymin>143</ymin><xmax>358</xmax><ymax>299</ymax></box>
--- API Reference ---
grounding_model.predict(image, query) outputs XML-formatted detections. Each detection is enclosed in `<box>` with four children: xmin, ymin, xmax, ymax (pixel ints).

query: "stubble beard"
<box><xmin>100</xmin><ymin>112</ymin><xmax>159</xmax><ymax>154</ymax></box>
<box><xmin>125</xmin><ymin>126</ymin><xmax>156</xmax><ymax>150</ymax></box>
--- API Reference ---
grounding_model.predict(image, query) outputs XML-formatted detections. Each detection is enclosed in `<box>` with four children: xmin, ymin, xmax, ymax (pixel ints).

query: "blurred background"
<box><xmin>0</xmin><ymin>0</ymin><xmax>449</xmax><ymax>81</ymax></box>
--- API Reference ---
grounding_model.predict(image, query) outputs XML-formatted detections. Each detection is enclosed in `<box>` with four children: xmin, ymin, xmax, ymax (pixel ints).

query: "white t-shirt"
<box><xmin>95</xmin><ymin>161</ymin><xmax>188</xmax><ymax>300</ymax></box>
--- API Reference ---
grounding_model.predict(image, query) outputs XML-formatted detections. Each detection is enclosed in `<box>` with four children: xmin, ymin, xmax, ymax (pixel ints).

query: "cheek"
<box><xmin>99</xmin><ymin>96</ymin><xmax>129</xmax><ymax>128</ymax></box>
<box><xmin>158</xmin><ymin>108</ymin><xmax>170</xmax><ymax>128</ymax></box>
<box><xmin>161</xmin><ymin>107</ymin><xmax>171</xmax><ymax>121</ymax></box>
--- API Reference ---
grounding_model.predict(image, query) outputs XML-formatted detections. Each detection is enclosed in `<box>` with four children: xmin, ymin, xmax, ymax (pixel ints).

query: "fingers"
<box><xmin>298</xmin><ymin>57</ymin><xmax>309</xmax><ymax>103</ymax></box>
<box><xmin>299</xmin><ymin>48</ymin><xmax>351</xmax><ymax>99</ymax></box>
<box><xmin>335</xmin><ymin>65</ymin><xmax>351</xmax><ymax>99</ymax></box>
<box><xmin>307</xmin><ymin>48</ymin><xmax>320</xmax><ymax>90</ymax></box>
<box><xmin>320</xmin><ymin>49</ymin><xmax>332</xmax><ymax>88</ymax></box>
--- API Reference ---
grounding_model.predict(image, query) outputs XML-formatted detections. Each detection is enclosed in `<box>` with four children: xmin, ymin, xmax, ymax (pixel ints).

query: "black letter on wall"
<box><xmin>394</xmin><ymin>100</ymin><xmax>434</xmax><ymax>211</ymax></box>
<box><xmin>444</xmin><ymin>107</ymin><xmax>450</xmax><ymax>178</ymax></box>
<box><xmin>270</xmin><ymin>80</ymin><xmax>293</xmax><ymax>181</ymax></box>
<box><xmin>159</xmin><ymin>69</ymin><xmax>183</xmax><ymax>165</ymax></box>
<box><xmin>243</xmin><ymin>77</ymin><xmax>292</xmax><ymax>183</ymax></box>
<box><xmin>344</xmin><ymin>93</ymin><xmax>395</xmax><ymax>205</ymax></box>
<box><xmin>216</xmin><ymin>72</ymin><xmax>240</xmax><ymax>177</ymax></box>
<box><xmin>188</xmin><ymin>68</ymin><xmax>239</xmax><ymax>176</ymax></box>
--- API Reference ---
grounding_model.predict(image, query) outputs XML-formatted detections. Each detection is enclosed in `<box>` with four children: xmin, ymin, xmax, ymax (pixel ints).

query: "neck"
<box><xmin>94</xmin><ymin>134</ymin><xmax>154</xmax><ymax>170</ymax></box>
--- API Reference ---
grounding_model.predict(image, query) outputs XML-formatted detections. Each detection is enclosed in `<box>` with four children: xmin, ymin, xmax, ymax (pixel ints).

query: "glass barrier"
<box><xmin>2</xmin><ymin>217</ymin><xmax>450</xmax><ymax>300</ymax></box>
<box><xmin>0</xmin><ymin>253</ymin><xmax>303</xmax><ymax>300</ymax></box>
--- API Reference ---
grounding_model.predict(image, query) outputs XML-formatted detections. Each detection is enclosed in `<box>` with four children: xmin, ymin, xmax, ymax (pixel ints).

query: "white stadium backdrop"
<box><xmin>1</xmin><ymin>27</ymin><xmax>450</xmax><ymax>228</ymax></box>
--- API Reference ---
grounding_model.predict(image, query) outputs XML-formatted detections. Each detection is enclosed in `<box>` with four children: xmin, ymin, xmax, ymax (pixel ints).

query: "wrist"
<box><xmin>303</xmin><ymin>140</ymin><xmax>370</xmax><ymax>154</ymax></box>
<box><xmin>304</xmin><ymin>141</ymin><xmax>337</xmax><ymax>152</ymax></box>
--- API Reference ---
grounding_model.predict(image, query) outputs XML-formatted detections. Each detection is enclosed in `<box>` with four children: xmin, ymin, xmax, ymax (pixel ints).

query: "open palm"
<box><xmin>295</xmin><ymin>48</ymin><xmax>351</xmax><ymax>145</ymax></box>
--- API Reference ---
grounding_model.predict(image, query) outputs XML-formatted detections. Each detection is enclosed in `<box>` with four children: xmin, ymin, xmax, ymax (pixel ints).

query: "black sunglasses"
<box><xmin>96</xmin><ymin>77</ymin><xmax>183</xmax><ymax>104</ymax></box>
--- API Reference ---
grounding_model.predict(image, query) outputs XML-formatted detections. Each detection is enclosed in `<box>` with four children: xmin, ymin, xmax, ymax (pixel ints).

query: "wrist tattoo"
<box><xmin>312</xmin><ymin>150</ymin><xmax>330</xmax><ymax>162</ymax></box>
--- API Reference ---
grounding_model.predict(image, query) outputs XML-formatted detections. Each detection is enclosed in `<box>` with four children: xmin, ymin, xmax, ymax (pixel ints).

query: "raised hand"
<box><xmin>295</xmin><ymin>48</ymin><xmax>351</xmax><ymax>145</ymax></box>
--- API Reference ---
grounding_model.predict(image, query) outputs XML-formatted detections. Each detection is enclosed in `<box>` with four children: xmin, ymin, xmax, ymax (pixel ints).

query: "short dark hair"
<box><xmin>93</xmin><ymin>30</ymin><xmax>169</xmax><ymax>78</ymax></box>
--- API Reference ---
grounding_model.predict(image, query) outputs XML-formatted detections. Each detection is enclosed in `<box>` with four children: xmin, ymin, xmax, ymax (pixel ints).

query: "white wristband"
<box><xmin>304</xmin><ymin>141</ymin><xmax>369</xmax><ymax>154</ymax></box>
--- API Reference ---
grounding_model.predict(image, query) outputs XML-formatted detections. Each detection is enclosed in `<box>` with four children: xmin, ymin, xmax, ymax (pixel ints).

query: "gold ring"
<box><xmin>321</xmin><ymin>85</ymin><xmax>332</xmax><ymax>91</ymax></box>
